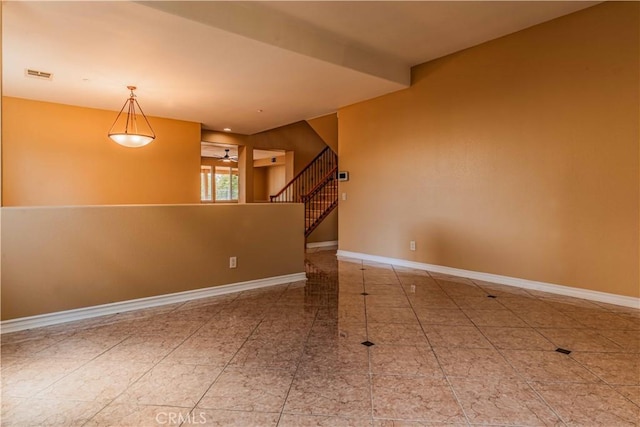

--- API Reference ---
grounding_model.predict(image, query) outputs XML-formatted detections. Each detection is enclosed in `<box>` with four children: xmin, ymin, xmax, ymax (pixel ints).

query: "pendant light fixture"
<box><xmin>108</xmin><ymin>86</ymin><xmax>156</xmax><ymax>148</ymax></box>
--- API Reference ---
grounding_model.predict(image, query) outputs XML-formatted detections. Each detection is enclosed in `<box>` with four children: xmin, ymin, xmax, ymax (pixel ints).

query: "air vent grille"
<box><xmin>25</xmin><ymin>69</ymin><xmax>53</xmax><ymax>80</ymax></box>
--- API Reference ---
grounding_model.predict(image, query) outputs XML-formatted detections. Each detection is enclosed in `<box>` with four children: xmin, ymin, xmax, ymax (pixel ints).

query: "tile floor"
<box><xmin>1</xmin><ymin>249</ymin><xmax>639</xmax><ymax>426</ymax></box>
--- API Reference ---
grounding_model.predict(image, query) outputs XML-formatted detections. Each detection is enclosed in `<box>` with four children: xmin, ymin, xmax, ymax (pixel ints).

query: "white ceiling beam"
<box><xmin>137</xmin><ymin>1</ymin><xmax>410</xmax><ymax>87</ymax></box>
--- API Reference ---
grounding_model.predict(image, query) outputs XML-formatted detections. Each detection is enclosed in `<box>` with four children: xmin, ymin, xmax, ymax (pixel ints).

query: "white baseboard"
<box><xmin>306</xmin><ymin>240</ymin><xmax>339</xmax><ymax>249</ymax></box>
<box><xmin>1</xmin><ymin>272</ymin><xmax>307</xmax><ymax>334</ymax></box>
<box><xmin>337</xmin><ymin>250</ymin><xmax>639</xmax><ymax>309</ymax></box>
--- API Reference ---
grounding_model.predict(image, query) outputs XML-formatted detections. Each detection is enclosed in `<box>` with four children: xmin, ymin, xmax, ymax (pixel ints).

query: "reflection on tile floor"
<box><xmin>2</xmin><ymin>248</ymin><xmax>639</xmax><ymax>426</ymax></box>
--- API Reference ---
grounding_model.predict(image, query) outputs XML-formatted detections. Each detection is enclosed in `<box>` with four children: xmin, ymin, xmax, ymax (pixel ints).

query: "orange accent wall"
<box><xmin>338</xmin><ymin>2</ymin><xmax>639</xmax><ymax>298</ymax></box>
<box><xmin>2</xmin><ymin>97</ymin><xmax>201</xmax><ymax>206</ymax></box>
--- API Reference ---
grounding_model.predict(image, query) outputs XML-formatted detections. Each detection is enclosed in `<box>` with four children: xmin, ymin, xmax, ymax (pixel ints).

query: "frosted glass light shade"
<box><xmin>109</xmin><ymin>133</ymin><xmax>154</xmax><ymax>148</ymax></box>
<box><xmin>108</xmin><ymin>86</ymin><xmax>156</xmax><ymax>148</ymax></box>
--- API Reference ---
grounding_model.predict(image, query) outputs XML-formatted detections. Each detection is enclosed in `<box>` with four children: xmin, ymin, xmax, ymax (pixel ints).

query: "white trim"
<box><xmin>306</xmin><ymin>240</ymin><xmax>339</xmax><ymax>249</ymax></box>
<box><xmin>1</xmin><ymin>272</ymin><xmax>307</xmax><ymax>334</ymax></box>
<box><xmin>337</xmin><ymin>250</ymin><xmax>639</xmax><ymax>309</ymax></box>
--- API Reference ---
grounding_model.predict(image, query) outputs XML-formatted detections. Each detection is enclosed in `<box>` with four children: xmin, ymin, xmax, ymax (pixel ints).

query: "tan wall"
<box><xmin>338</xmin><ymin>2</ymin><xmax>639</xmax><ymax>298</ymax></box>
<box><xmin>253</xmin><ymin>167</ymin><xmax>269</xmax><ymax>202</ymax></box>
<box><xmin>1</xmin><ymin>204</ymin><xmax>305</xmax><ymax>320</ymax></box>
<box><xmin>254</xmin><ymin>156</ymin><xmax>285</xmax><ymax>167</ymax></box>
<box><xmin>267</xmin><ymin>165</ymin><xmax>286</xmax><ymax>197</ymax></box>
<box><xmin>307</xmin><ymin>208</ymin><xmax>338</xmax><ymax>244</ymax></box>
<box><xmin>2</xmin><ymin>97</ymin><xmax>201</xmax><ymax>206</ymax></box>
<box><xmin>248</xmin><ymin>121</ymin><xmax>327</xmax><ymax>176</ymax></box>
<box><xmin>307</xmin><ymin>113</ymin><xmax>338</xmax><ymax>154</ymax></box>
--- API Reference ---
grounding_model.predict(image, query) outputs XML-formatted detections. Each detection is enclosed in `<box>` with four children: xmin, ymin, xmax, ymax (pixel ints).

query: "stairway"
<box><xmin>270</xmin><ymin>146</ymin><xmax>338</xmax><ymax>237</ymax></box>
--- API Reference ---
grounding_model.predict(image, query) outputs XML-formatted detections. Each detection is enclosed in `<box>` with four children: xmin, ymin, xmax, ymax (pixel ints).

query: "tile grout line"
<box><xmin>395</xmin><ymin>266</ymin><xmax>473</xmax><ymax>426</ymax></box>
<box><xmin>274</xmin><ymin>276</ymin><xmax>325</xmax><ymax>426</ymax></box>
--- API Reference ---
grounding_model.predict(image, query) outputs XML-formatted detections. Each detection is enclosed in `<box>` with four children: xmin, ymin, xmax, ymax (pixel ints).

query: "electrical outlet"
<box><xmin>410</xmin><ymin>241</ymin><xmax>416</xmax><ymax>251</ymax></box>
<box><xmin>229</xmin><ymin>256</ymin><xmax>237</xmax><ymax>269</ymax></box>
<box><xmin>342</xmin><ymin>192</ymin><xmax>347</xmax><ymax>201</ymax></box>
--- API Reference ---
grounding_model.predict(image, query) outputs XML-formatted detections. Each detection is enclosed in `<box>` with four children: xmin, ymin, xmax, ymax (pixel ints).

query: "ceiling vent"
<box><xmin>25</xmin><ymin>69</ymin><xmax>53</xmax><ymax>80</ymax></box>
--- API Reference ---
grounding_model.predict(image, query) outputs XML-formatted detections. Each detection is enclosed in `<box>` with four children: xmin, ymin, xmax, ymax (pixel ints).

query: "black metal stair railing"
<box><xmin>270</xmin><ymin>147</ymin><xmax>336</xmax><ymax>204</ymax></box>
<box><xmin>269</xmin><ymin>146</ymin><xmax>338</xmax><ymax>236</ymax></box>
<box><xmin>301</xmin><ymin>168</ymin><xmax>338</xmax><ymax>237</ymax></box>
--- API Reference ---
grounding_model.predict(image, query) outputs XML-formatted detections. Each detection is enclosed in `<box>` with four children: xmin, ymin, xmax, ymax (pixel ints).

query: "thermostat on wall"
<box><xmin>338</xmin><ymin>171</ymin><xmax>349</xmax><ymax>181</ymax></box>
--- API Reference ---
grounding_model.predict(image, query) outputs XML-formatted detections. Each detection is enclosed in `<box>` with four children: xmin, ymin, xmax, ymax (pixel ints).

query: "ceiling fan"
<box><xmin>213</xmin><ymin>148</ymin><xmax>238</xmax><ymax>163</ymax></box>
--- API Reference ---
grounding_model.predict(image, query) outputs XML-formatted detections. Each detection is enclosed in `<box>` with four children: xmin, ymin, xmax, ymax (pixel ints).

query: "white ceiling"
<box><xmin>2</xmin><ymin>1</ymin><xmax>599</xmax><ymax>135</ymax></box>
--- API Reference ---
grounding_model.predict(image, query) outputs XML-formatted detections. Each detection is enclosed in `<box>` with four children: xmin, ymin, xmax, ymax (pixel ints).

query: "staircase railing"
<box><xmin>270</xmin><ymin>147</ymin><xmax>337</xmax><ymax>203</ymax></box>
<box><xmin>302</xmin><ymin>167</ymin><xmax>338</xmax><ymax>237</ymax></box>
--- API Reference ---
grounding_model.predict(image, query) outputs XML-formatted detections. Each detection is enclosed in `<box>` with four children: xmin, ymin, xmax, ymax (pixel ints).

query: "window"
<box><xmin>215</xmin><ymin>166</ymin><xmax>239</xmax><ymax>201</ymax></box>
<box><xmin>200</xmin><ymin>165</ymin><xmax>212</xmax><ymax>202</ymax></box>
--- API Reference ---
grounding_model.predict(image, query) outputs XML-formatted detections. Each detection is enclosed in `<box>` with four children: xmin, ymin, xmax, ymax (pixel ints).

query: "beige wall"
<box><xmin>339</xmin><ymin>2</ymin><xmax>639</xmax><ymax>298</ymax></box>
<box><xmin>248</xmin><ymin>121</ymin><xmax>327</xmax><ymax>176</ymax></box>
<box><xmin>307</xmin><ymin>113</ymin><xmax>338</xmax><ymax>153</ymax></box>
<box><xmin>1</xmin><ymin>204</ymin><xmax>305</xmax><ymax>320</ymax></box>
<box><xmin>253</xmin><ymin>167</ymin><xmax>269</xmax><ymax>202</ymax></box>
<box><xmin>267</xmin><ymin>165</ymin><xmax>286</xmax><ymax>197</ymax></box>
<box><xmin>307</xmin><ymin>208</ymin><xmax>338</xmax><ymax>244</ymax></box>
<box><xmin>2</xmin><ymin>97</ymin><xmax>201</xmax><ymax>206</ymax></box>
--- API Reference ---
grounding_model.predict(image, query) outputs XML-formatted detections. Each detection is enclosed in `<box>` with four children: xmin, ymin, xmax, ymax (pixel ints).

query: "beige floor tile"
<box><xmin>501</xmin><ymin>350</ymin><xmax>601</xmax><ymax>383</ymax></box>
<box><xmin>597</xmin><ymin>329</ymin><xmax>640</xmax><ymax>352</ymax></box>
<box><xmin>98</xmin><ymin>334</ymin><xmax>184</xmax><ymax>364</ymax></box>
<box><xmin>249</xmin><ymin>319</ymin><xmax>312</xmax><ymax>343</ymax></box>
<box><xmin>1</xmin><ymin>335</ymin><xmax>64</xmax><ymax>358</ymax></box>
<box><xmin>366</xmin><ymin>322</ymin><xmax>429</xmax><ymax>346</ymax></box>
<box><xmin>370</xmin><ymin>344</ymin><xmax>444</xmax><ymax>377</ymax></box>
<box><xmin>1</xmin><ymin>397</ymin><xmax>105</xmax><ymax>427</ymax></box>
<box><xmin>165</xmin><ymin>336</ymin><xmax>244</xmax><ymax>366</ymax></box>
<box><xmin>411</xmin><ymin>298</ymin><xmax>460</xmax><ymax>310</ymax></box>
<box><xmin>533</xmin><ymin>382</ymin><xmax>640</xmax><ymax>426</ymax></box>
<box><xmin>1</xmin><ymin>357</ymin><xmax>85</xmax><ymax>398</ymax></box>
<box><xmin>365</xmin><ymin>284</ymin><xmax>406</xmax><ymax>296</ymax></box>
<box><xmin>512</xmin><ymin>310</ymin><xmax>581</xmax><ymax>328</ymax></box>
<box><xmin>571</xmin><ymin>352</ymin><xmax>640</xmax><ymax>385</ymax></box>
<box><xmin>480</xmin><ymin>327</ymin><xmax>556</xmax><ymax>350</ymax></box>
<box><xmin>196</xmin><ymin>410</ymin><xmax>279</xmax><ymax>427</ymax></box>
<box><xmin>424</xmin><ymin>325</ymin><xmax>492</xmax><ymax>349</ymax></box>
<box><xmin>132</xmin><ymin>319</ymin><xmax>205</xmax><ymax>338</ymax></box>
<box><xmin>367</xmin><ymin>307</ymin><xmax>419</xmax><ymax>324</ymax></box>
<box><xmin>85</xmin><ymin>402</ymin><xmax>192</xmax><ymax>426</ymax></box>
<box><xmin>116</xmin><ymin>362</ymin><xmax>222</xmax><ymax>407</ymax></box>
<box><xmin>538</xmin><ymin>328</ymin><xmax>625</xmax><ymax>352</ymax></box>
<box><xmin>229</xmin><ymin>338</ymin><xmax>304</xmax><ymax>371</ymax></box>
<box><xmin>3</xmin><ymin>250</ymin><xmax>638</xmax><ymax>426</ymax></box>
<box><xmin>474</xmin><ymin>281</ymin><xmax>533</xmax><ymax>297</ymax></box>
<box><xmin>615</xmin><ymin>385</ymin><xmax>640</xmax><ymax>406</ymax></box>
<box><xmin>284</xmin><ymin>371</ymin><xmax>371</xmax><ymax>417</ymax></box>
<box><xmin>307</xmin><ymin>321</ymin><xmax>367</xmax><ymax>344</ymax></box>
<box><xmin>199</xmin><ymin>368</ymin><xmax>294</xmax><ymax>412</ymax></box>
<box><xmin>404</xmin><ymin>287</ymin><xmax>450</xmax><ymax>301</ymax></box>
<box><xmin>37</xmin><ymin>359</ymin><xmax>152</xmax><ymax>402</ymax></box>
<box><xmin>497</xmin><ymin>298</ymin><xmax>555</xmax><ymax>312</ymax></box>
<box><xmin>279</xmin><ymin>414</ymin><xmax>372</xmax><ymax>426</ymax></box>
<box><xmin>34</xmin><ymin>334</ymin><xmax>125</xmax><ymax>360</ymax></box>
<box><xmin>448</xmin><ymin>377</ymin><xmax>561</xmax><ymax>425</ymax></box>
<box><xmin>371</xmin><ymin>375</ymin><xmax>465</xmax><ymax>422</ymax></box>
<box><xmin>338</xmin><ymin>305</ymin><xmax>368</xmax><ymax>323</ymax></box>
<box><xmin>299</xmin><ymin>341</ymin><xmax>370</xmax><ymax>373</ymax></box>
<box><xmin>433</xmin><ymin>347</ymin><xmax>519</xmax><ymax>379</ymax></box>
<box><xmin>415</xmin><ymin>308</ymin><xmax>474</xmax><ymax>326</ymax></box>
<box><xmin>365</xmin><ymin>294</ymin><xmax>412</xmax><ymax>308</ymax></box>
<box><xmin>373</xmin><ymin>421</ymin><xmax>467</xmax><ymax>427</ymax></box>
<box><xmin>450</xmin><ymin>296</ymin><xmax>505</xmax><ymax>311</ymax></box>
<box><xmin>566</xmin><ymin>312</ymin><xmax>639</xmax><ymax>330</ymax></box>
<box><xmin>437</xmin><ymin>281</ymin><xmax>486</xmax><ymax>297</ymax></box>
<box><xmin>461</xmin><ymin>308</ymin><xmax>528</xmax><ymax>327</ymax></box>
